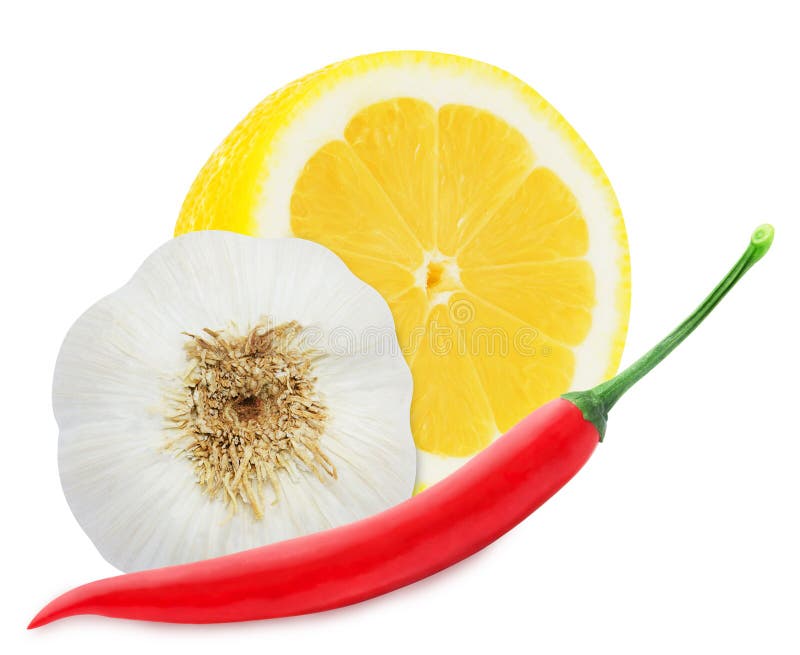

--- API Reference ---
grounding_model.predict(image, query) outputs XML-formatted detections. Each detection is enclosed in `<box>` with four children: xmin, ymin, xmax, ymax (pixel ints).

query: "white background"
<box><xmin>2</xmin><ymin>1</ymin><xmax>798</xmax><ymax>653</ymax></box>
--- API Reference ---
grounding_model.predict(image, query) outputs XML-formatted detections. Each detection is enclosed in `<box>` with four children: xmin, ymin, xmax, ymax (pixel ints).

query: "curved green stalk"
<box><xmin>564</xmin><ymin>224</ymin><xmax>774</xmax><ymax>440</ymax></box>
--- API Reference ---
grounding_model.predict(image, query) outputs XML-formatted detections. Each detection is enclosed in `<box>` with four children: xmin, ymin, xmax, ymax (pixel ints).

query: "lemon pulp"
<box><xmin>176</xmin><ymin>52</ymin><xmax>630</xmax><ymax>485</ymax></box>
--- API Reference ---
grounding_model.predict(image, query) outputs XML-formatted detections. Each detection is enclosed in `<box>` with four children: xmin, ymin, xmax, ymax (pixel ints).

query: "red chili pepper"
<box><xmin>29</xmin><ymin>225</ymin><xmax>774</xmax><ymax>628</ymax></box>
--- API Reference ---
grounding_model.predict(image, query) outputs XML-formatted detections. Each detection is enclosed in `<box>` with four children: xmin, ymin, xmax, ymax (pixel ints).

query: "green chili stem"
<box><xmin>563</xmin><ymin>224</ymin><xmax>774</xmax><ymax>440</ymax></box>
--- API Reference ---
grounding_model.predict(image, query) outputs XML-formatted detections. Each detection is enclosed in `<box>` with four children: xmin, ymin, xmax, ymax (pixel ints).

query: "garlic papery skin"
<box><xmin>54</xmin><ymin>231</ymin><xmax>415</xmax><ymax>572</ymax></box>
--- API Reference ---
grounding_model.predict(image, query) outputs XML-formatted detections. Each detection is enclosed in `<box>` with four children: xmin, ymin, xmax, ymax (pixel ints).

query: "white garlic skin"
<box><xmin>55</xmin><ymin>232</ymin><xmax>416</xmax><ymax>572</ymax></box>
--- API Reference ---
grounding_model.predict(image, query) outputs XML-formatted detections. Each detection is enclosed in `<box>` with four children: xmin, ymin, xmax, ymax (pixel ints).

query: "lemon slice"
<box><xmin>176</xmin><ymin>51</ymin><xmax>631</xmax><ymax>488</ymax></box>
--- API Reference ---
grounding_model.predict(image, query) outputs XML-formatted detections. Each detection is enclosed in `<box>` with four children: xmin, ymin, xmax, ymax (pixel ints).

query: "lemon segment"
<box><xmin>460</xmin><ymin>261</ymin><xmax>595</xmax><ymax>346</ymax></box>
<box><xmin>457</xmin><ymin>166</ymin><xmax>590</xmax><ymax>266</ymax></box>
<box><xmin>290</xmin><ymin>140</ymin><xmax>423</xmax><ymax>270</ymax></box>
<box><xmin>409</xmin><ymin>302</ymin><xmax>497</xmax><ymax>457</ymax></box>
<box><xmin>345</xmin><ymin>99</ymin><xmax>438</xmax><ymax>251</ymax></box>
<box><xmin>386</xmin><ymin>287</ymin><xmax>429</xmax><ymax>356</ymax></box>
<box><xmin>437</xmin><ymin>104</ymin><xmax>535</xmax><ymax>255</ymax></box>
<box><xmin>456</xmin><ymin>292</ymin><xmax>575</xmax><ymax>433</ymax></box>
<box><xmin>334</xmin><ymin>252</ymin><xmax>418</xmax><ymax>302</ymax></box>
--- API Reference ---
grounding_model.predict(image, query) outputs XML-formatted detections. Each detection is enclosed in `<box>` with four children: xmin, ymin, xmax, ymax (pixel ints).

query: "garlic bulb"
<box><xmin>55</xmin><ymin>232</ymin><xmax>415</xmax><ymax>572</ymax></box>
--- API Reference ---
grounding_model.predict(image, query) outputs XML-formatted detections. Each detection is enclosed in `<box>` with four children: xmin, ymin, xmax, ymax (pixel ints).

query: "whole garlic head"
<box><xmin>55</xmin><ymin>231</ymin><xmax>415</xmax><ymax>572</ymax></box>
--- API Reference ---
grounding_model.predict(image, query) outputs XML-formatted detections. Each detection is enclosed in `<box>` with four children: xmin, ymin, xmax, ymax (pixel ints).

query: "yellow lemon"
<box><xmin>175</xmin><ymin>51</ymin><xmax>630</xmax><ymax>488</ymax></box>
